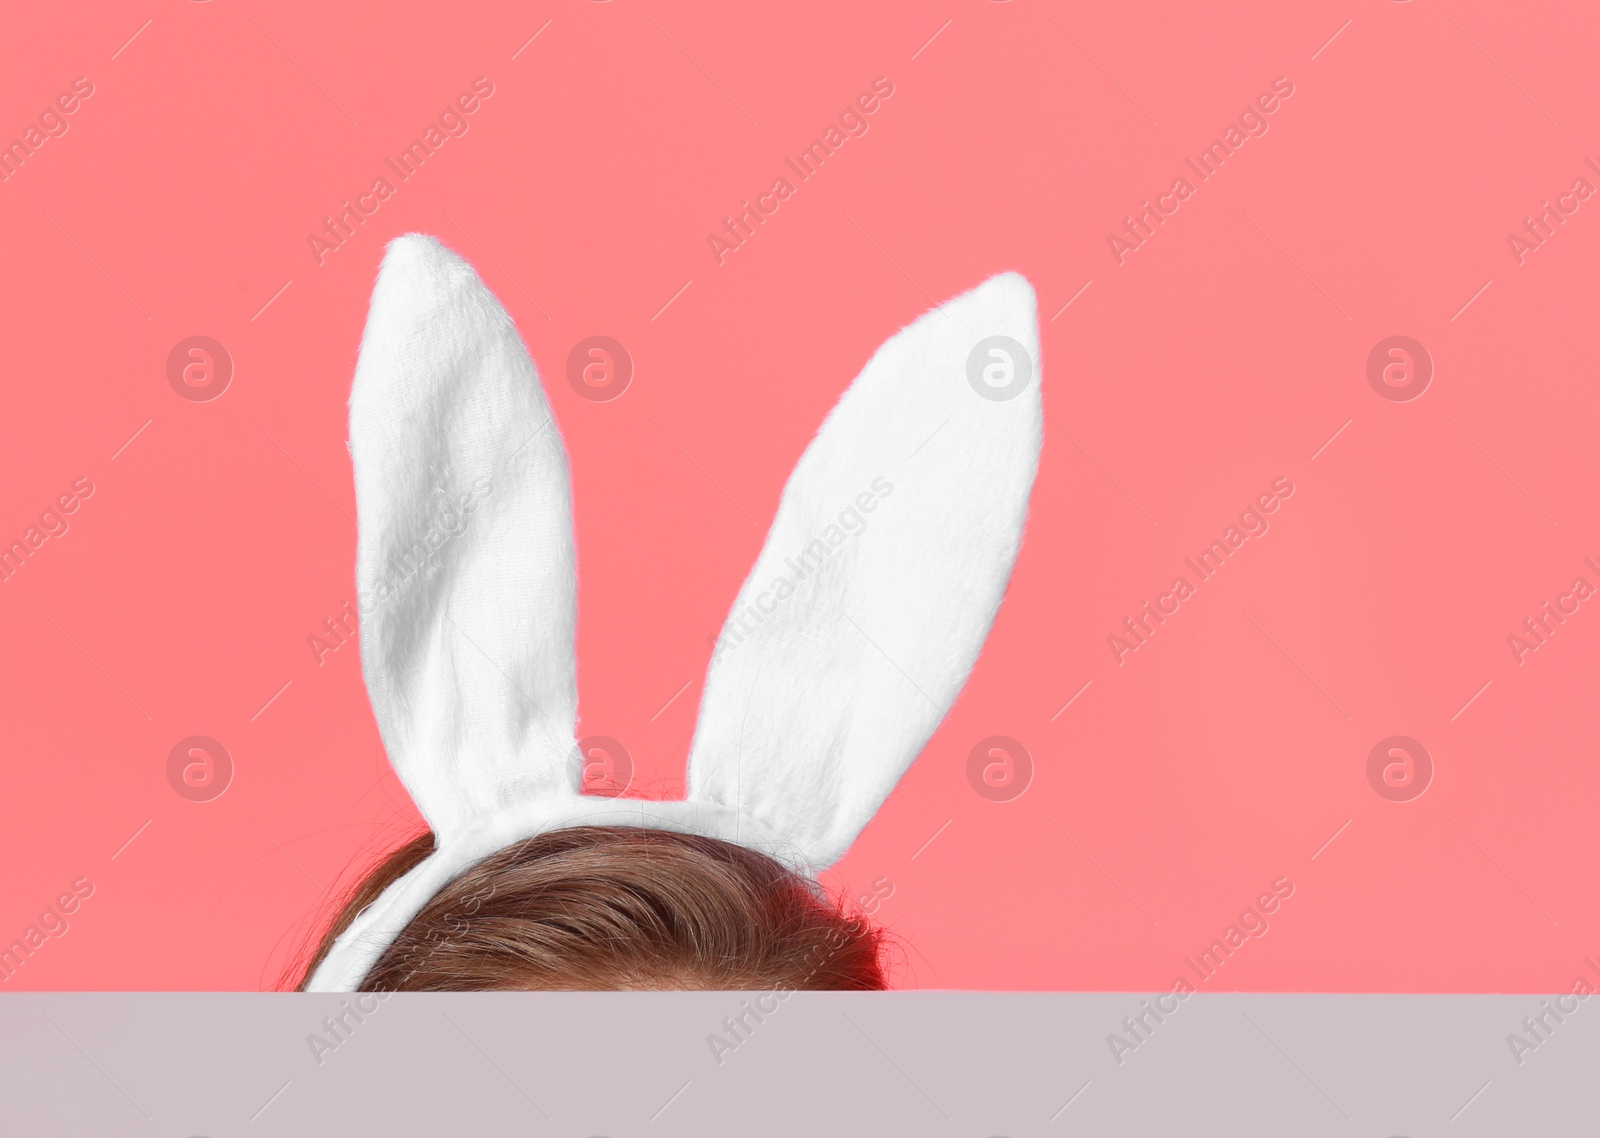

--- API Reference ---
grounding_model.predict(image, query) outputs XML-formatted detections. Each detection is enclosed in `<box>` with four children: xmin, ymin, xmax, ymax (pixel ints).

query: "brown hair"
<box><xmin>292</xmin><ymin>826</ymin><xmax>888</xmax><ymax>991</ymax></box>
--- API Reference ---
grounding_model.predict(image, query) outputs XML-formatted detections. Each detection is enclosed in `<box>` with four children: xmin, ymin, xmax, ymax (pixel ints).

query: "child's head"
<box><xmin>296</xmin><ymin>827</ymin><xmax>887</xmax><ymax>991</ymax></box>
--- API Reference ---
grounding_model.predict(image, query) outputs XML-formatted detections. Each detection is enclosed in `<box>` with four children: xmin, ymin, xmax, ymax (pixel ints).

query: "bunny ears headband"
<box><xmin>306</xmin><ymin>234</ymin><xmax>1042</xmax><ymax>991</ymax></box>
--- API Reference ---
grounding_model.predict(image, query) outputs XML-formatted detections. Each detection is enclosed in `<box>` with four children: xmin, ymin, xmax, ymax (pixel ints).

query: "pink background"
<box><xmin>2</xmin><ymin>0</ymin><xmax>1597</xmax><ymax>991</ymax></box>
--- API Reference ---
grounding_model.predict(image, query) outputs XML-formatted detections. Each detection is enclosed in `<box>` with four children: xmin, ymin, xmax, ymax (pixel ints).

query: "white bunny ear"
<box><xmin>314</xmin><ymin>234</ymin><xmax>781</xmax><ymax>991</ymax></box>
<box><xmin>685</xmin><ymin>272</ymin><xmax>1042</xmax><ymax>869</ymax></box>
<box><xmin>308</xmin><ymin>234</ymin><xmax>588</xmax><ymax>991</ymax></box>
<box><xmin>348</xmin><ymin>233</ymin><xmax>580</xmax><ymax>839</ymax></box>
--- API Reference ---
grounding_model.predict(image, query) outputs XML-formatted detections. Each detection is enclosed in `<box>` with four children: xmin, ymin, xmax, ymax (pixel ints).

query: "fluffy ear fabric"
<box><xmin>348</xmin><ymin>234</ymin><xmax>581</xmax><ymax>841</ymax></box>
<box><xmin>685</xmin><ymin>273</ymin><xmax>1042</xmax><ymax>869</ymax></box>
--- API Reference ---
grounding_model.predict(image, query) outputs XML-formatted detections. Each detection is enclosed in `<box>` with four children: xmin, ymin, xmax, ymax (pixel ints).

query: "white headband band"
<box><xmin>306</xmin><ymin>234</ymin><xmax>1042</xmax><ymax>991</ymax></box>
